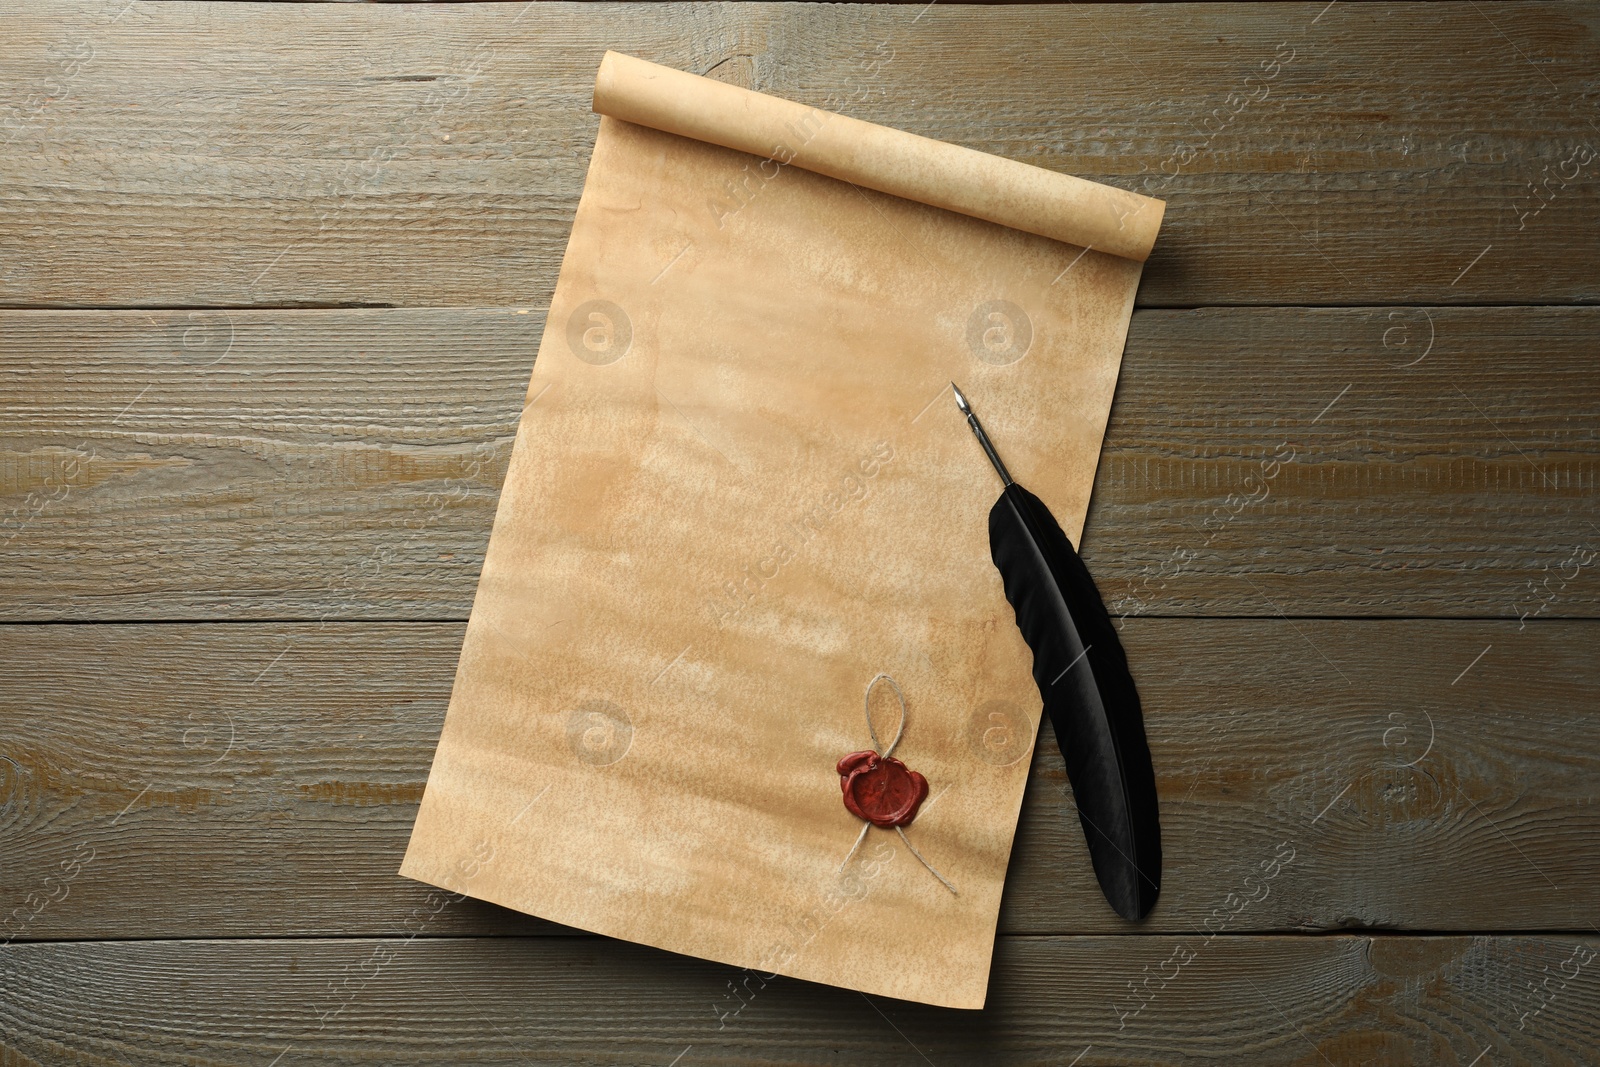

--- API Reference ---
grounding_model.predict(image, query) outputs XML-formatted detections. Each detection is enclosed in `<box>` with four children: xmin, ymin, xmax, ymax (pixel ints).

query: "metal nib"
<box><xmin>951</xmin><ymin>382</ymin><xmax>1013</xmax><ymax>487</ymax></box>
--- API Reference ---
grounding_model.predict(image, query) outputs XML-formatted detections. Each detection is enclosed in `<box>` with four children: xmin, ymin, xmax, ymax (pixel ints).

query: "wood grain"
<box><xmin>2</xmin><ymin>619</ymin><xmax>1594</xmax><ymax>942</ymax></box>
<box><xmin>0</xmin><ymin>308</ymin><xmax>527</xmax><ymax>622</ymax></box>
<box><xmin>2</xmin><ymin>306</ymin><xmax>1593</xmax><ymax>622</ymax></box>
<box><xmin>1</xmin><ymin>934</ymin><xmax>1596</xmax><ymax>1065</ymax></box>
<box><xmin>2</xmin><ymin>2</ymin><xmax>1596</xmax><ymax>308</ymax></box>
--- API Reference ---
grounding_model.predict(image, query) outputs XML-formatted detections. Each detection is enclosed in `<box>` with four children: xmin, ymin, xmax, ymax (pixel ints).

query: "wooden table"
<box><xmin>3</xmin><ymin>2</ymin><xmax>1597</xmax><ymax>1063</ymax></box>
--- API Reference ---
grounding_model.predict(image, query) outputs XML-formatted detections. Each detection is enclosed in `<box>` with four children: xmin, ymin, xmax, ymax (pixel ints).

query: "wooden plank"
<box><xmin>2</xmin><ymin>934</ymin><xmax>1595</xmax><ymax>1064</ymax></box>
<box><xmin>2</xmin><ymin>306</ymin><xmax>1593</xmax><ymax>622</ymax></box>
<box><xmin>1099</xmin><ymin>304</ymin><xmax>1600</xmax><ymax>622</ymax></box>
<box><xmin>190</xmin><ymin>1</ymin><xmax>1434</xmax><ymax>5</ymax></box>
<box><xmin>2</xmin><ymin>2</ymin><xmax>1596</xmax><ymax>308</ymax></box>
<box><xmin>3</xmin><ymin>620</ymin><xmax>1594</xmax><ymax>942</ymax></box>
<box><xmin>0</xmin><ymin>308</ymin><xmax>526</xmax><ymax>622</ymax></box>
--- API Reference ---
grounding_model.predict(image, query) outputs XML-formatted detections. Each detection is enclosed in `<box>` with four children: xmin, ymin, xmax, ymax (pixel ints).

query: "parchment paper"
<box><xmin>401</xmin><ymin>52</ymin><xmax>1163</xmax><ymax>1009</ymax></box>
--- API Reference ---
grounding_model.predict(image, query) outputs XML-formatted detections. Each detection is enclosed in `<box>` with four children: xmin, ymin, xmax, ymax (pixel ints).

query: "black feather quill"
<box><xmin>954</xmin><ymin>385</ymin><xmax>1161</xmax><ymax>921</ymax></box>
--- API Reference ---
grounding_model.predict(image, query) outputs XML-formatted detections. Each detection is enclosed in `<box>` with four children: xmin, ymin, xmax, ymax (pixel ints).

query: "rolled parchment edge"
<box><xmin>592</xmin><ymin>50</ymin><xmax>1165</xmax><ymax>263</ymax></box>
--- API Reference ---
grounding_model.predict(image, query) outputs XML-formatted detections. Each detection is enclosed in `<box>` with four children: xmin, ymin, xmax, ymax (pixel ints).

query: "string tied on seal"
<box><xmin>836</xmin><ymin>673</ymin><xmax>956</xmax><ymax>895</ymax></box>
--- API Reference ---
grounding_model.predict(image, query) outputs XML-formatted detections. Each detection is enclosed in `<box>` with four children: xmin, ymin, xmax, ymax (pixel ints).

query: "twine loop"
<box><xmin>864</xmin><ymin>672</ymin><xmax>906</xmax><ymax>758</ymax></box>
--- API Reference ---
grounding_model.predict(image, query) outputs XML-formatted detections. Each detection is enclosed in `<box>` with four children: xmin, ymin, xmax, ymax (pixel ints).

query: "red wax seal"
<box><xmin>837</xmin><ymin>750</ymin><xmax>929</xmax><ymax>828</ymax></box>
